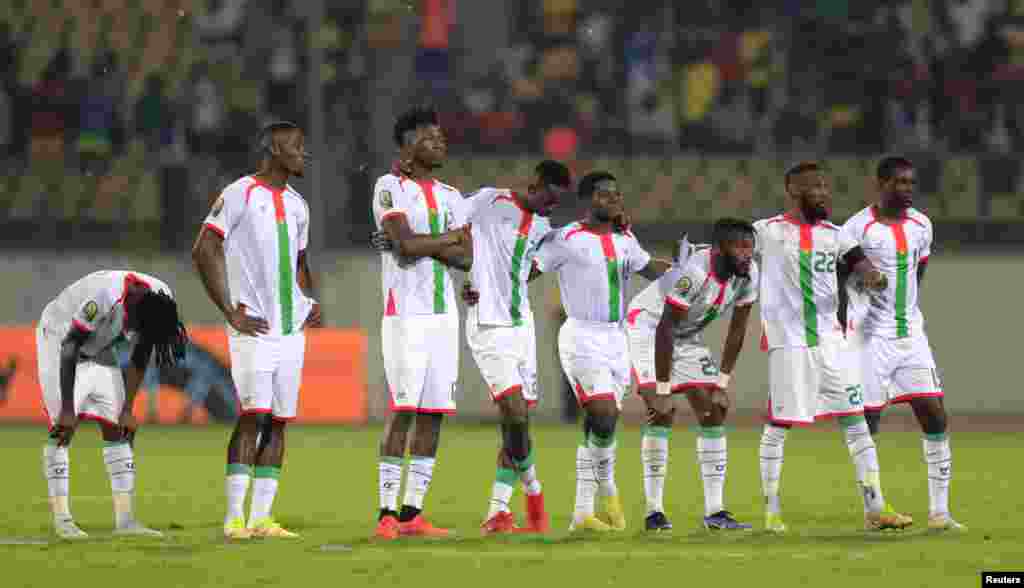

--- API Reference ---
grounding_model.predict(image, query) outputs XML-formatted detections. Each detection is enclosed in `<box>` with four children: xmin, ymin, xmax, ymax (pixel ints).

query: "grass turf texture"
<box><xmin>1</xmin><ymin>423</ymin><xmax>1019</xmax><ymax>587</ymax></box>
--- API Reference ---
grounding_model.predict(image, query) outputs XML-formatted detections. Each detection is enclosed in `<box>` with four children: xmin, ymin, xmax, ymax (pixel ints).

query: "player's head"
<box><xmin>127</xmin><ymin>291</ymin><xmax>188</xmax><ymax>369</ymax></box>
<box><xmin>258</xmin><ymin>121</ymin><xmax>307</xmax><ymax>178</ymax></box>
<box><xmin>784</xmin><ymin>161</ymin><xmax>830</xmax><ymax>222</ymax></box>
<box><xmin>711</xmin><ymin>217</ymin><xmax>756</xmax><ymax>278</ymax></box>
<box><xmin>394</xmin><ymin>106</ymin><xmax>446</xmax><ymax>171</ymax></box>
<box><xmin>579</xmin><ymin>171</ymin><xmax>623</xmax><ymax>223</ymax></box>
<box><xmin>876</xmin><ymin>156</ymin><xmax>915</xmax><ymax>211</ymax></box>
<box><xmin>525</xmin><ymin>160</ymin><xmax>571</xmax><ymax>217</ymax></box>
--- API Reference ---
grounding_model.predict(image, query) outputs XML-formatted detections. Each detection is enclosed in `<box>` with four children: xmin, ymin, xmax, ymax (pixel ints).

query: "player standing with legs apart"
<box><xmin>839</xmin><ymin>156</ymin><xmax>964</xmax><ymax>531</ymax></box>
<box><xmin>371</xmin><ymin>161</ymin><xmax>572</xmax><ymax>534</ymax></box>
<box><xmin>626</xmin><ymin>219</ymin><xmax>758</xmax><ymax>531</ymax></box>
<box><xmin>39</xmin><ymin>270</ymin><xmax>188</xmax><ymax>538</ymax></box>
<box><xmin>371</xmin><ymin>107</ymin><xmax>472</xmax><ymax>539</ymax></box>
<box><xmin>193</xmin><ymin>121</ymin><xmax>321</xmax><ymax>540</ymax></box>
<box><xmin>754</xmin><ymin>162</ymin><xmax>913</xmax><ymax>533</ymax></box>
<box><xmin>533</xmin><ymin>172</ymin><xmax>671</xmax><ymax>532</ymax></box>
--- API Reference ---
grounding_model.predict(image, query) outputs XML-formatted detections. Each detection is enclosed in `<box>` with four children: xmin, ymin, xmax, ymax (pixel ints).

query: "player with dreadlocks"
<box><xmin>38</xmin><ymin>270</ymin><xmax>188</xmax><ymax>539</ymax></box>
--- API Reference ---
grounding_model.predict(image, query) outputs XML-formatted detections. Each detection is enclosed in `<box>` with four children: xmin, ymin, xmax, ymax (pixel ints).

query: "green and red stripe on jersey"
<box><xmin>890</xmin><ymin>223</ymin><xmax>910</xmax><ymax>338</ymax></box>
<box><xmin>270</xmin><ymin>187</ymin><xmax>294</xmax><ymax>335</ymax></box>
<box><xmin>416</xmin><ymin>179</ymin><xmax>447</xmax><ymax>314</ymax></box>
<box><xmin>798</xmin><ymin>224</ymin><xmax>819</xmax><ymax>347</ymax></box>
<box><xmin>599</xmin><ymin>233</ymin><xmax>622</xmax><ymax>322</ymax></box>
<box><xmin>507</xmin><ymin>195</ymin><xmax>534</xmax><ymax>326</ymax></box>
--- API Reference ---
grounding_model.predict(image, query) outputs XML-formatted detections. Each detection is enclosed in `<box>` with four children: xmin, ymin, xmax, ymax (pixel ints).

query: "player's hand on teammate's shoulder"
<box><xmin>303</xmin><ymin>303</ymin><xmax>323</xmax><ymax>329</ymax></box>
<box><xmin>461</xmin><ymin>281</ymin><xmax>479</xmax><ymax>306</ymax></box>
<box><xmin>227</xmin><ymin>303</ymin><xmax>270</xmax><ymax>336</ymax></box>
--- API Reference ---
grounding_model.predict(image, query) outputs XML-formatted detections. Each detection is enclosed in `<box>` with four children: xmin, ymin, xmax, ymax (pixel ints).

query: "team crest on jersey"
<box><xmin>83</xmin><ymin>301</ymin><xmax>98</xmax><ymax>322</ymax></box>
<box><xmin>211</xmin><ymin>196</ymin><xmax>224</xmax><ymax>216</ymax></box>
<box><xmin>676</xmin><ymin>276</ymin><xmax>693</xmax><ymax>294</ymax></box>
<box><xmin>380</xmin><ymin>190</ymin><xmax>393</xmax><ymax>209</ymax></box>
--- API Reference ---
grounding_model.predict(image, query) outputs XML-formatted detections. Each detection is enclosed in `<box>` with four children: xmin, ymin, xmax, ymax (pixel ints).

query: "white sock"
<box><xmin>641</xmin><ymin>427</ymin><xmax>669</xmax><ymax>515</ymax></box>
<box><xmin>698</xmin><ymin>428</ymin><xmax>727</xmax><ymax>517</ymax></box>
<box><xmin>759</xmin><ymin>425</ymin><xmax>786</xmax><ymax>514</ymax></box>
<box><xmin>923</xmin><ymin>434</ymin><xmax>952</xmax><ymax>517</ymax></box>
<box><xmin>487</xmin><ymin>468</ymin><xmax>517</xmax><ymax>519</ymax></box>
<box><xmin>43</xmin><ymin>443</ymin><xmax>72</xmax><ymax>523</ymax></box>
<box><xmin>379</xmin><ymin>458</ymin><xmax>403</xmax><ymax>513</ymax></box>
<box><xmin>589</xmin><ymin>441</ymin><xmax>618</xmax><ymax>497</ymax></box>
<box><xmin>103</xmin><ymin>442</ymin><xmax>136</xmax><ymax>527</ymax></box>
<box><xmin>519</xmin><ymin>464</ymin><xmax>542</xmax><ymax>496</ymax></box>
<box><xmin>402</xmin><ymin>456</ymin><xmax>435</xmax><ymax>510</ymax></box>
<box><xmin>225</xmin><ymin>467</ymin><xmax>250</xmax><ymax>524</ymax></box>
<box><xmin>248</xmin><ymin>468</ymin><xmax>280</xmax><ymax>525</ymax></box>
<box><xmin>844</xmin><ymin>419</ymin><xmax>885</xmax><ymax>513</ymax></box>
<box><xmin>573</xmin><ymin>444</ymin><xmax>598</xmax><ymax>518</ymax></box>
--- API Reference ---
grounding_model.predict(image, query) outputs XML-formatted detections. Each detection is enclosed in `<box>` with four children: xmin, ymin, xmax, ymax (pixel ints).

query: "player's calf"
<box><xmin>640</xmin><ymin>391</ymin><xmax>673</xmax><ymax>528</ymax></box>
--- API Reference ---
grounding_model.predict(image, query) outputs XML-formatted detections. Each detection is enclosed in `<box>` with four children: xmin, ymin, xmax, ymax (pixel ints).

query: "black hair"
<box><xmin>877</xmin><ymin>156</ymin><xmax>914</xmax><ymax>181</ymax></box>
<box><xmin>578</xmin><ymin>171</ymin><xmax>616</xmax><ymax>201</ymax></box>
<box><xmin>393</xmin><ymin>106</ymin><xmax>439</xmax><ymax>148</ymax></box>
<box><xmin>711</xmin><ymin>217</ymin><xmax>756</xmax><ymax>247</ymax></box>
<box><xmin>257</xmin><ymin>121</ymin><xmax>300</xmax><ymax>157</ymax></box>
<box><xmin>535</xmin><ymin>160</ymin><xmax>571</xmax><ymax>189</ymax></box>
<box><xmin>784</xmin><ymin>161</ymin><xmax>821</xmax><ymax>188</ymax></box>
<box><xmin>134</xmin><ymin>291</ymin><xmax>189</xmax><ymax>369</ymax></box>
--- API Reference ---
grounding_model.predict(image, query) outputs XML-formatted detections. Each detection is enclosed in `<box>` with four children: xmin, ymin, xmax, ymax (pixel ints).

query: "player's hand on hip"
<box><xmin>303</xmin><ymin>303</ymin><xmax>323</xmax><ymax>329</ymax></box>
<box><xmin>865</xmin><ymin>270</ymin><xmax>888</xmax><ymax>291</ymax></box>
<box><xmin>461</xmin><ymin>281</ymin><xmax>480</xmax><ymax>306</ymax></box>
<box><xmin>370</xmin><ymin>230</ymin><xmax>392</xmax><ymax>252</ymax></box>
<box><xmin>52</xmin><ymin>410</ymin><xmax>78</xmax><ymax>447</ymax></box>
<box><xmin>228</xmin><ymin>303</ymin><xmax>270</xmax><ymax>336</ymax></box>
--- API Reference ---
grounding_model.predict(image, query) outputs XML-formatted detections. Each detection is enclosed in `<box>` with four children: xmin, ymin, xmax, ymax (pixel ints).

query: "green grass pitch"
<box><xmin>1</xmin><ymin>423</ymin><xmax>1019</xmax><ymax>587</ymax></box>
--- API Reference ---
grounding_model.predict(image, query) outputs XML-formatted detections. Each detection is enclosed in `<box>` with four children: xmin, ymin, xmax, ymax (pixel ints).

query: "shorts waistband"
<box><xmin>566</xmin><ymin>317</ymin><xmax>623</xmax><ymax>330</ymax></box>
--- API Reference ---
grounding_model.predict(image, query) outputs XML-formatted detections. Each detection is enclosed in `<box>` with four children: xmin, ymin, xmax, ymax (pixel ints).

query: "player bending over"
<box><xmin>839</xmin><ymin>156</ymin><xmax>964</xmax><ymax>531</ymax></box>
<box><xmin>193</xmin><ymin>121</ymin><xmax>321</xmax><ymax>540</ymax></box>
<box><xmin>371</xmin><ymin>106</ymin><xmax>472</xmax><ymax>539</ymax></box>
<box><xmin>533</xmin><ymin>171</ymin><xmax>671</xmax><ymax>532</ymax></box>
<box><xmin>755</xmin><ymin>161</ymin><xmax>913</xmax><ymax>533</ymax></box>
<box><xmin>626</xmin><ymin>219</ymin><xmax>757</xmax><ymax>532</ymax></box>
<box><xmin>39</xmin><ymin>270</ymin><xmax>187</xmax><ymax>539</ymax></box>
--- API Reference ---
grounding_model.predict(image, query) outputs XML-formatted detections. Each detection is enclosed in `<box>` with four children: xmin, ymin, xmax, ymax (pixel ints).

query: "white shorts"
<box><xmin>229</xmin><ymin>332</ymin><xmax>306</xmax><ymax>421</ymax></box>
<box><xmin>37</xmin><ymin>325</ymin><xmax>126</xmax><ymax>428</ymax></box>
<box><xmin>558</xmin><ymin>318</ymin><xmax>630</xmax><ymax>409</ymax></box>
<box><xmin>466</xmin><ymin>306</ymin><xmax>538</xmax><ymax>407</ymax></box>
<box><xmin>851</xmin><ymin>332</ymin><xmax>943</xmax><ymax>411</ymax></box>
<box><xmin>382</xmin><ymin>313</ymin><xmax>459</xmax><ymax>414</ymax></box>
<box><xmin>767</xmin><ymin>340</ymin><xmax>864</xmax><ymax>426</ymax></box>
<box><xmin>626</xmin><ymin>310</ymin><xmax>720</xmax><ymax>394</ymax></box>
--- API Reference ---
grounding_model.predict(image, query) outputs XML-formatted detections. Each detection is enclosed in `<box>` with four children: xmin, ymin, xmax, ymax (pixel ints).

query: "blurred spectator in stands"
<box><xmin>27</xmin><ymin>49</ymin><xmax>72</xmax><ymax>215</ymax></box>
<box><xmin>983</xmin><ymin>3</ymin><xmax>1024</xmax><ymax>151</ymax></box>
<box><xmin>135</xmin><ymin>75</ymin><xmax>176</xmax><ymax>158</ymax></box>
<box><xmin>267</xmin><ymin>20</ymin><xmax>302</xmax><ymax>122</ymax></box>
<box><xmin>187</xmin><ymin>62</ymin><xmax>225</xmax><ymax>157</ymax></box>
<box><xmin>77</xmin><ymin>50</ymin><xmax>125</xmax><ymax>178</ymax></box>
<box><xmin>196</xmin><ymin>0</ymin><xmax>248</xmax><ymax>57</ymax></box>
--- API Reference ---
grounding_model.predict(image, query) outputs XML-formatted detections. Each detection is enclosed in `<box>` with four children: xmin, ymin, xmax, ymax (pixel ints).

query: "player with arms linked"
<box><xmin>38</xmin><ymin>270</ymin><xmax>188</xmax><ymax>539</ymax></box>
<box><xmin>193</xmin><ymin>121</ymin><xmax>321</xmax><ymax>540</ymax></box>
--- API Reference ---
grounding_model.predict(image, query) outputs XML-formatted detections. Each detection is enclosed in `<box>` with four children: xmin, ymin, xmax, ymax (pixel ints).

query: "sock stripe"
<box><xmin>253</xmin><ymin>466</ymin><xmax>281</xmax><ymax>479</ymax></box>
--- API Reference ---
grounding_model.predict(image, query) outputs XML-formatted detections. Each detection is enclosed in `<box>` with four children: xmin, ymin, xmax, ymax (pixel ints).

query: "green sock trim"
<box><xmin>923</xmin><ymin>432</ymin><xmax>947</xmax><ymax>442</ymax></box>
<box><xmin>698</xmin><ymin>425</ymin><xmax>726</xmax><ymax>438</ymax></box>
<box><xmin>838</xmin><ymin>415</ymin><xmax>865</xmax><ymax>427</ymax></box>
<box><xmin>253</xmin><ymin>466</ymin><xmax>281</xmax><ymax>479</ymax></box>
<box><xmin>381</xmin><ymin>456</ymin><xmax>404</xmax><ymax>466</ymax></box>
<box><xmin>226</xmin><ymin>463</ymin><xmax>253</xmax><ymax>476</ymax></box>
<box><xmin>103</xmin><ymin>440</ymin><xmax>129</xmax><ymax>448</ymax></box>
<box><xmin>511</xmin><ymin>450</ymin><xmax>534</xmax><ymax>472</ymax></box>
<box><xmin>588</xmin><ymin>432</ymin><xmax>615</xmax><ymax>448</ymax></box>
<box><xmin>642</xmin><ymin>425</ymin><xmax>671</xmax><ymax>439</ymax></box>
<box><xmin>496</xmin><ymin>467</ymin><xmax>518</xmax><ymax>485</ymax></box>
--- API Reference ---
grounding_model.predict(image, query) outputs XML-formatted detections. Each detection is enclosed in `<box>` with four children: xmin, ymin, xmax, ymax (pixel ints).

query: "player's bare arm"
<box><xmin>917</xmin><ymin>257</ymin><xmax>928</xmax><ymax>286</ymax></box>
<box><xmin>53</xmin><ymin>327</ymin><xmax>89</xmax><ymax>446</ymax></box>
<box><xmin>297</xmin><ymin>250</ymin><xmax>322</xmax><ymax>328</ymax></box>
<box><xmin>654</xmin><ymin>301</ymin><xmax>686</xmax><ymax>387</ymax></box>
<box><xmin>836</xmin><ymin>259</ymin><xmax>852</xmax><ymax>331</ymax></box>
<box><xmin>120</xmin><ymin>340</ymin><xmax>153</xmax><ymax>437</ymax></box>
<box><xmin>433</xmin><ymin>234</ymin><xmax>473</xmax><ymax>272</ymax></box>
<box><xmin>192</xmin><ymin>227</ymin><xmax>269</xmax><ymax>336</ymax></box>
<box><xmin>381</xmin><ymin>212</ymin><xmax>468</xmax><ymax>264</ymax></box>
<box><xmin>637</xmin><ymin>257</ymin><xmax>672</xmax><ymax>283</ymax></box>
<box><xmin>843</xmin><ymin>246</ymin><xmax>887</xmax><ymax>290</ymax></box>
<box><xmin>716</xmin><ymin>303</ymin><xmax>752</xmax><ymax>410</ymax></box>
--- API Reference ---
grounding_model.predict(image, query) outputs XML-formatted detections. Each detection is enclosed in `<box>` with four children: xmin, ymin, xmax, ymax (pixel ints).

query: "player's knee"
<box><xmin>647</xmin><ymin>405</ymin><xmax>674</xmax><ymax>428</ymax></box>
<box><xmin>697</xmin><ymin>408</ymin><xmax>725</xmax><ymax>428</ymax></box>
<box><xmin>921</xmin><ymin>409</ymin><xmax>947</xmax><ymax>435</ymax></box>
<box><xmin>864</xmin><ymin>410</ymin><xmax>881</xmax><ymax>436</ymax></box>
<box><xmin>503</xmin><ymin>411</ymin><xmax>529</xmax><ymax>430</ymax></box>
<box><xmin>587</xmin><ymin>412</ymin><xmax>618</xmax><ymax>440</ymax></box>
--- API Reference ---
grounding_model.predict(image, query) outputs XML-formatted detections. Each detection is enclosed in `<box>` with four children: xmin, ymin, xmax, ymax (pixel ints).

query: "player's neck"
<box><xmin>582</xmin><ymin>214</ymin><xmax>612</xmax><ymax>233</ymax></box>
<box><xmin>404</xmin><ymin>161</ymin><xmax>434</xmax><ymax>182</ymax></box>
<box><xmin>254</xmin><ymin>168</ymin><xmax>290</xmax><ymax>189</ymax></box>
<box><xmin>874</xmin><ymin>203</ymin><xmax>906</xmax><ymax>222</ymax></box>
<box><xmin>786</xmin><ymin>208</ymin><xmax>816</xmax><ymax>225</ymax></box>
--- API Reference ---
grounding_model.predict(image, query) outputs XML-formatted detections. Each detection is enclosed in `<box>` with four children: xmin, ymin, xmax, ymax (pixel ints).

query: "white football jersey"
<box><xmin>841</xmin><ymin>206</ymin><xmax>932</xmax><ymax>339</ymax></box>
<box><xmin>629</xmin><ymin>247</ymin><xmax>758</xmax><ymax>344</ymax></box>
<box><xmin>455</xmin><ymin>187</ymin><xmax>553</xmax><ymax>326</ymax></box>
<box><xmin>754</xmin><ymin>213</ymin><xmax>857</xmax><ymax>349</ymax></box>
<box><xmin>39</xmin><ymin>270</ymin><xmax>172</xmax><ymax>366</ymax></box>
<box><xmin>204</xmin><ymin>175</ymin><xmax>314</xmax><ymax>336</ymax></box>
<box><xmin>534</xmin><ymin>221</ymin><xmax>652</xmax><ymax>323</ymax></box>
<box><xmin>372</xmin><ymin>173</ymin><xmax>465</xmax><ymax>317</ymax></box>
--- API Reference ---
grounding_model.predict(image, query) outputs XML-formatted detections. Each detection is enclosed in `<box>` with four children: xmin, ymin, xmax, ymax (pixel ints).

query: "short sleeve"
<box><xmin>663</xmin><ymin>260</ymin><xmax>705</xmax><ymax>310</ymax></box>
<box><xmin>203</xmin><ymin>183</ymin><xmax>248</xmax><ymax>240</ymax></box>
<box><xmin>625</xmin><ymin>235</ymin><xmax>652</xmax><ymax>274</ymax></box>
<box><xmin>372</xmin><ymin>176</ymin><xmax>414</xmax><ymax>227</ymax></box>
<box><xmin>71</xmin><ymin>289</ymin><xmax>115</xmax><ymax>334</ymax></box>
<box><xmin>533</xmin><ymin>229</ymin><xmax>570</xmax><ymax>273</ymax></box>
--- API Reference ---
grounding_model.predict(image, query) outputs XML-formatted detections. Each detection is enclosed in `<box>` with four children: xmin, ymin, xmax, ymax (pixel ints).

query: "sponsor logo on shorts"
<box><xmin>676</xmin><ymin>276</ymin><xmax>692</xmax><ymax>294</ymax></box>
<box><xmin>379</xmin><ymin>190</ymin><xmax>393</xmax><ymax>209</ymax></box>
<box><xmin>83</xmin><ymin>301</ymin><xmax>98</xmax><ymax>322</ymax></box>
